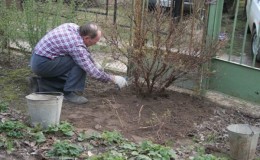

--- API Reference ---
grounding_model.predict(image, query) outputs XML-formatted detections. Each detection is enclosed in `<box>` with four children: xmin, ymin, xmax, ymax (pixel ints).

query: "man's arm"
<box><xmin>70</xmin><ymin>46</ymin><xmax>112</xmax><ymax>82</ymax></box>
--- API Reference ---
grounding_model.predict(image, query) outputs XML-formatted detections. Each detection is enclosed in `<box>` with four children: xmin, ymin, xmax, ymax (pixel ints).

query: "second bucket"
<box><xmin>227</xmin><ymin>124</ymin><xmax>260</xmax><ymax>160</ymax></box>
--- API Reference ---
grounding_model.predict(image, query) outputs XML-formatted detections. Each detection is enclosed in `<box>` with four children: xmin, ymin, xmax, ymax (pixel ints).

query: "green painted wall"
<box><xmin>209</xmin><ymin>58</ymin><xmax>260</xmax><ymax>104</ymax></box>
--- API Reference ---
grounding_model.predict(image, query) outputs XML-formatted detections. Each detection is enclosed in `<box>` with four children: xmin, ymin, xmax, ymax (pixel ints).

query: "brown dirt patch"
<box><xmin>61</xmin><ymin>79</ymin><xmax>260</xmax><ymax>158</ymax></box>
<box><xmin>62</xmin><ymin>82</ymin><xmax>212</xmax><ymax>141</ymax></box>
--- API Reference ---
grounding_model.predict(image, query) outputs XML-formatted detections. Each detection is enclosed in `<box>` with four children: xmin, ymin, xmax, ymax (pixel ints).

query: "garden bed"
<box><xmin>0</xmin><ymin>55</ymin><xmax>260</xmax><ymax>159</ymax></box>
<box><xmin>61</xmin><ymin>78</ymin><xmax>260</xmax><ymax>159</ymax></box>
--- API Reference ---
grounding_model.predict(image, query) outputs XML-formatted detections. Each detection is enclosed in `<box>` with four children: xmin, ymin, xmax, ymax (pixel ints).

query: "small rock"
<box><xmin>94</xmin><ymin>124</ymin><xmax>102</xmax><ymax>130</ymax></box>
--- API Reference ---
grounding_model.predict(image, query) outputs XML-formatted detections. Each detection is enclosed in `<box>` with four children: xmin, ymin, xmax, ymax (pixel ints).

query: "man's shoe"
<box><xmin>28</xmin><ymin>76</ymin><xmax>39</xmax><ymax>93</ymax></box>
<box><xmin>64</xmin><ymin>92</ymin><xmax>88</xmax><ymax>104</ymax></box>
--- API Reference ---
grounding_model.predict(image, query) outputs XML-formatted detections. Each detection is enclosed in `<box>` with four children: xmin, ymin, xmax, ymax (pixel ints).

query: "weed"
<box><xmin>194</xmin><ymin>154</ymin><xmax>229</xmax><ymax>160</ymax></box>
<box><xmin>0</xmin><ymin>120</ymin><xmax>27</xmax><ymax>138</ymax></box>
<box><xmin>86</xmin><ymin>132</ymin><xmax>102</xmax><ymax>140</ymax></box>
<box><xmin>194</xmin><ymin>146</ymin><xmax>228</xmax><ymax>160</ymax></box>
<box><xmin>138</xmin><ymin>141</ymin><xmax>176</xmax><ymax>159</ymax></box>
<box><xmin>77</xmin><ymin>131</ymin><xmax>88</xmax><ymax>142</ymax></box>
<box><xmin>45</xmin><ymin>121</ymin><xmax>74</xmax><ymax>136</ymax></box>
<box><xmin>120</xmin><ymin>142</ymin><xmax>137</xmax><ymax>151</ymax></box>
<box><xmin>46</xmin><ymin>140</ymin><xmax>83</xmax><ymax>158</ymax></box>
<box><xmin>77</xmin><ymin>131</ymin><xmax>101</xmax><ymax>142</ymax></box>
<box><xmin>6</xmin><ymin>139</ymin><xmax>15</xmax><ymax>154</ymax></box>
<box><xmin>0</xmin><ymin>100</ymin><xmax>8</xmax><ymax>112</ymax></box>
<box><xmin>87</xmin><ymin>150</ymin><xmax>126</xmax><ymax>160</ymax></box>
<box><xmin>32</xmin><ymin>131</ymin><xmax>46</xmax><ymax>144</ymax></box>
<box><xmin>0</xmin><ymin>137</ymin><xmax>5</xmax><ymax>148</ymax></box>
<box><xmin>101</xmin><ymin>131</ymin><xmax>124</xmax><ymax>144</ymax></box>
<box><xmin>58</xmin><ymin>121</ymin><xmax>75</xmax><ymax>136</ymax></box>
<box><xmin>88</xmin><ymin>140</ymin><xmax>176</xmax><ymax>160</ymax></box>
<box><xmin>0</xmin><ymin>137</ymin><xmax>15</xmax><ymax>154</ymax></box>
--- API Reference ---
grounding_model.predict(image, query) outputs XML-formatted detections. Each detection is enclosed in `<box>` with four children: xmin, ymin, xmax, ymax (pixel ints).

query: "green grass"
<box><xmin>0</xmin><ymin>67</ymin><xmax>31</xmax><ymax>102</ymax></box>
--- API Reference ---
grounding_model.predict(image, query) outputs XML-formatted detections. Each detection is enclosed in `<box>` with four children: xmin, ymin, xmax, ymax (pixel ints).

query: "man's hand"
<box><xmin>111</xmin><ymin>75</ymin><xmax>128</xmax><ymax>89</ymax></box>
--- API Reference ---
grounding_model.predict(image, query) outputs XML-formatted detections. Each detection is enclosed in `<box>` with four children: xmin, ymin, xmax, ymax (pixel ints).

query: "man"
<box><xmin>30</xmin><ymin>22</ymin><xmax>127</xmax><ymax>104</ymax></box>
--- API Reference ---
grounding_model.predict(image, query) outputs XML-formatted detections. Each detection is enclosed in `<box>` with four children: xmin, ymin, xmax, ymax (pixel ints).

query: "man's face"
<box><xmin>83</xmin><ymin>30</ymin><xmax>102</xmax><ymax>47</ymax></box>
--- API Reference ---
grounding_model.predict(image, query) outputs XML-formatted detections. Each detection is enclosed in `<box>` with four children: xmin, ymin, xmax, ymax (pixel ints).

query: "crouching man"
<box><xmin>30</xmin><ymin>22</ymin><xmax>127</xmax><ymax>104</ymax></box>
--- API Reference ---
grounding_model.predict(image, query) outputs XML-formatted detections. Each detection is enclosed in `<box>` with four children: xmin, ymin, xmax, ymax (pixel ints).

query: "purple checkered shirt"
<box><xmin>33</xmin><ymin>23</ymin><xmax>111</xmax><ymax>82</ymax></box>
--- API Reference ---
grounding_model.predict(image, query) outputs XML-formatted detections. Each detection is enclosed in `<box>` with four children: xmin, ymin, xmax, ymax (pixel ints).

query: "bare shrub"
<box><xmin>102</xmin><ymin>1</ymin><xmax>227</xmax><ymax>96</ymax></box>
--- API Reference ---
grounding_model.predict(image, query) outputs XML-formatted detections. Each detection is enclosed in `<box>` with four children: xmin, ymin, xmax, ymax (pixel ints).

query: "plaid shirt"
<box><xmin>33</xmin><ymin>23</ymin><xmax>111</xmax><ymax>82</ymax></box>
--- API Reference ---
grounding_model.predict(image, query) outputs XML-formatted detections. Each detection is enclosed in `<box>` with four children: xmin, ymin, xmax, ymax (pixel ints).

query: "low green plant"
<box><xmin>58</xmin><ymin>121</ymin><xmax>74</xmax><ymax>136</ymax></box>
<box><xmin>46</xmin><ymin>140</ymin><xmax>83</xmax><ymax>158</ymax></box>
<box><xmin>45</xmin><ymin>121</ymin><xmax>74</xmax><ymax>136</ymax></box>
<box><xmin>0</xmin><ymin>137</ymin><xmax>15</xmax><ymax>154</ymax></box>
<box><xmin>0</xmin><ymin>137</ymin><xmax>5</xmax><ymax>148</ymax></box>
<box><xmin>120</xmin><ymin>142</ymin><xmax>137</xmax><ymax>151</ymax></box>
<box><xmin>6</xmin><ymin>139</ymin><xmax>15</xmax><ymax>154</ymax></box>
<box><xmin>77</xmin><ymin>131</ymin><xmax>89</xmax><ymax>142</ymax></box>
<box><xmin>86</xmin><ymin>132</ymin><xmax>102</xmax><ymax>140</ymax></box>
<box><xmin>194</xmin><ymin>154</ymin><xmax>229</xmax><ymax>160</ymax></box>
<box><xmin>32</xmin><ymin>131</ymin><xmax>46</xmax><ymax>144</ymax></box>
<box><xmin>78</xmin><ymin>131</ymin><xmax>102</xmax><ymax>146</ymax></box>
<box><xmin>76</xmin><ymin>129</ymin><xmax>176</xmax><ymax>160</ymax></box>
<box><xmin>137</xmin><ymin>141</ymin><xmax>176</xmax><ymax>160</ymax></box>
<box><xmin>194</xmin><ymin>146</ymin><xmax>228</xmax><ymax>160</ymax></box>
<box><xmin>101</xmin><ymin>131</ymin><xmax>124</xmax><ymax>144</ymax></box>
<box><xmin>89</xmin><ymin>140</ymin><xmax>176</xmax><ymax>160</ymax></box>
<box><xmin>0</xmin><ymin>100</ymin><xmax>8</xmax><ymax>112</ymax></box>
<box><xmin>87</xmin><ymin>150</ymin><xmax>126</xmax><ymax>160</ymax></box>
<box><xmin>0</xmin><ymin>120</ymin><xmax>27</xmax><ymax>138</ymax></box>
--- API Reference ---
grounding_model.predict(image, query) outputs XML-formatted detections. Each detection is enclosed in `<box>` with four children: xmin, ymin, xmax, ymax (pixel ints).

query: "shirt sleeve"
<box><xmin>69</xmin><ymin>45</ymin><xmax>112</xmax><ymax>82</ymax></box>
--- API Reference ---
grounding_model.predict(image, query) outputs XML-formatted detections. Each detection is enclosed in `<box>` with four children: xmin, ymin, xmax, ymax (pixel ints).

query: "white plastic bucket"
<box><xmin>25</xmin><ymin>92</ymin><xmax>63</xmax><ymax>129</ymax></box>
<box><xmin>227</xmin><ymin>124</ymin><xmax>260</xmax><ymax>160</ymax></box>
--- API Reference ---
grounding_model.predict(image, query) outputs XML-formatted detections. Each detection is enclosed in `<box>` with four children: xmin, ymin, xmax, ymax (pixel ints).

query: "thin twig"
<box><xmin>138</xmin><ymin>105</ymin><xmax>144</xmax><ymax>124</ymax></box>
<box><xmin>139</xmin><ymin>123</ymin><xmax>159</xmax><ymax>129</ymax></box>
<box><xmin>156</xmin><ymin>122</ymin><xmax>165</xmax><ymax>141</ymax></box>
<box><xmin>103</xmin><ymin>97</ymin><xmax>124</xmax><ymax>128</ymax></box>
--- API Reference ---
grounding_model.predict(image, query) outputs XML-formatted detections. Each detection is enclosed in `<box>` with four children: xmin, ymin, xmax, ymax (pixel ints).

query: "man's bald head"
<box><xmin>79</xmin><ymin>22</ymin><xmax>101</xmax><ymax>39</ymax></box>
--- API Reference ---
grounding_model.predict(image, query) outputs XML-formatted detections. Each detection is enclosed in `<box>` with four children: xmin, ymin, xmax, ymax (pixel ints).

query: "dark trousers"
<box><xmin>30</xmin><ymin>54</ymin><xmax>86</xmax><ymax>93</ymax></box>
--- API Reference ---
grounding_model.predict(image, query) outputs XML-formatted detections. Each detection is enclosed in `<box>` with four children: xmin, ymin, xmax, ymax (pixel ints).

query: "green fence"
<box><xmin>207</xmin><ymin>0</ymin><xmax>260</xmax><ymax>104</ymax></box>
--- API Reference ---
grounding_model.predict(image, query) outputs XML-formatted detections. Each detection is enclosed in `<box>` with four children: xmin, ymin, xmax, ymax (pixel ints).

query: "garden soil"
<box><xmin>1</xmin><ymin>56</ymin><xmax>260</xmax><ymax>159</ymax></box>
<box><xmin>61</xmin><ymin>78</ymin><xmax>260</xmax><ymax>158</ymax></box>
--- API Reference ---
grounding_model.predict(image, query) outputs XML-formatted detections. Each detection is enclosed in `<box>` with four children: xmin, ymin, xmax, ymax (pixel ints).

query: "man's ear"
<box><xmin>83</xmin><ymin>36</ymin><xmax>90</xmax><ymax>44</ymax></box>
<box><xmin>83</xmin><ymin>36</ymin><xmax>90</xmax><ymax>41</ymax></box>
